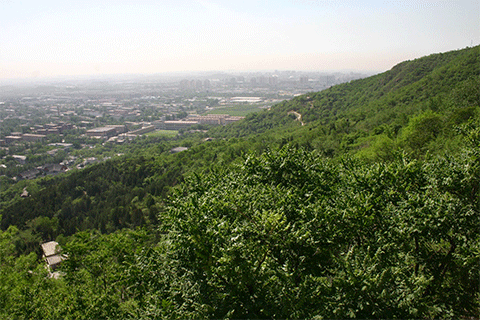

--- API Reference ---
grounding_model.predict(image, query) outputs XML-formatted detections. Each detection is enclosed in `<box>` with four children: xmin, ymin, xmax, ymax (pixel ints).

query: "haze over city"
<box><xmin>1</xmin><ymin>0</ymin><xmax>478</xmax><ymax>81</ymax></box>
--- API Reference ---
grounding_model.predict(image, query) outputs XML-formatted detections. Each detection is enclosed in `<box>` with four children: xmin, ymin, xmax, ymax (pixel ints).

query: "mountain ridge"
<box><xmin>0</xmin><ymin>45</ymin><xmax>479</xmax><ymax>319</ymax></box>
<box><xmin>211</xmin><ymin>45</ymin><xmax>479</xmax><ymax>158</ymax></box>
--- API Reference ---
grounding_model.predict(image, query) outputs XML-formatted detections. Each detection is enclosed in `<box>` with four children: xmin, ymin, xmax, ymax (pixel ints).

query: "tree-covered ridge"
<box><xmin>0</xmin><ymin>46</ymin><xmax>479</xmax><ymax>318</ymax></box>
<box><xmin>0</xmin><ymin>133</ymin><xmax>253</xmax><ymax>250</ymax></box>
<box><xmin>212</xmin><ymin>46</ymin><xmax>479</xmax><ymax>158</ymax></box>
<box><xmin>163</xmin><ymin>142</ymin><xmax>479</xmax><ymax>318</ymax></box>
<box><xmin>1</xmin><ymin>139</ymin><xmax>478</xmax><ymax>318</ymax></box>
<box><xmin>2</xmin><ymin>46</ymin><xmax>478</xmax><ymax>244</ymax></box>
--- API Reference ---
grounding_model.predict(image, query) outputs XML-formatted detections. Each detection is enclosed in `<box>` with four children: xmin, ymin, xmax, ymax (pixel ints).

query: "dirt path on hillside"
<box><xmin>288</xmin><ymin>111</ymin><xmax>304</xmax><ymax>126</ymax></box>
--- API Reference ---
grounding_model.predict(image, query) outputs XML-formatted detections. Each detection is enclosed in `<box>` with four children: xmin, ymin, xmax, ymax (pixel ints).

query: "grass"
<box><xmin>145</xmin><ymin>130</ymin><xmax>179</xmax><ymax>138</ymax></box>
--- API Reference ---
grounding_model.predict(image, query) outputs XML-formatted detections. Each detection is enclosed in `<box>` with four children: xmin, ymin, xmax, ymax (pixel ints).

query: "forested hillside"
<box><xmin>0</xmin><ymin>136</ymin><xmax>245</xmax><ymax>248</ymax></box>
<box><xmin>0</xmin><ymin>46</ymin><xmax>479</xmax><ymax>318</ymax></box>
<box><xmin>1</xmin><ymin>138</ymin><xmax>479</xmax><ymax>318</ymax></box>
<box><xmin>213</xmin><ymin>45</ymin><xmax>479</xmax><ymax>158</ymax></box>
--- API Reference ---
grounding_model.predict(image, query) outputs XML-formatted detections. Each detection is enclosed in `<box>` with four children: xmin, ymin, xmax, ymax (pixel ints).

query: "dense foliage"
<box><xmin>212</xmin><ymin>46</ymin><xmax>479</xmax><ymax>158</ymax></box>
<box><xmin>1</xmin><ymin>139</ymin><xmax>479</xmax><ymax>318</ymax></box>
<box><xmin>0</xmin><ymin>46</ymin><xmax>479</xmax><ymax>318</ymax></box>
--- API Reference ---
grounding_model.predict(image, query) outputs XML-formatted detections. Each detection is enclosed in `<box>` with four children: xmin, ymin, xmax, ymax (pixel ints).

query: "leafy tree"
<box><xmin>162</xmin><ymin>145</ymin><xmax>479</xmax><ymax>318</ymax></box>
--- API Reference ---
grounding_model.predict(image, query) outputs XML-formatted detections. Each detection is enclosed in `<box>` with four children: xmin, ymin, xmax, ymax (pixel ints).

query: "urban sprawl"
<box><xmin>0</xmin><ymin>70</ymin><xmax>369</xmax><ymax>180</ymax></box>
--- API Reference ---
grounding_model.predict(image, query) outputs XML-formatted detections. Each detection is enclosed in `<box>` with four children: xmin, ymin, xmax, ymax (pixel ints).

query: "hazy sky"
<box><xmin>1</xmin><ymin>0</ymin><xmax>478</xmax><ymax>80</ymax></box>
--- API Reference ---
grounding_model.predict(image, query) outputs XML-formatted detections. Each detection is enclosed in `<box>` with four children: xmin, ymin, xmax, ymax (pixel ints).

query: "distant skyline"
<box><xmin>1</xmin><ymin>0</ymin><xmax>478</xmax><ymax>81</ymax></box>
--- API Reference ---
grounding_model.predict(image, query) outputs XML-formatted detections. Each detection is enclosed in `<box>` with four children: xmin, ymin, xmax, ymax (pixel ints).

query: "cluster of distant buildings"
<box><xmin>17</xmin><ymin>163</ymin><xmax>69</xmax><ymax>181</ymax></box>
<box><xmin>2</xmin><ymin>133</ymin><xmax>46</xmax><ymax>145</ymax></box>
<box><xmin>180</xmin><ymin>75</ymin><xmax>281</xmax><ymax>90</ymax></box>
<box><xmin>156</xmin><ymin>114</ymin><xmax>244</xmax><ymax>130</ymax></box>
<box><xmin>177</xmin><ymin>71</ymin><xmax>371</xmax><ymax>94</ymax></box>
<box><xmin>1</xmin><ymin>122</ymin><xmax>73</xmax><ymax>146</ymax></box>
<box><xmin>85</xmin><ymin>114</ymin><xmax>245</xmax><ymax>140</ymax></box>
<box><xmin>1</xmin><ymin>113</ymin><xmax>244</xmax><ymax>146</ymax></box>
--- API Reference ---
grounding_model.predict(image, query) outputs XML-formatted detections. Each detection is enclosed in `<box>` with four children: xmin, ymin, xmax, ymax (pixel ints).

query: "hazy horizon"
<box><xmin>1</xmin><ymin>0</ymin><xmax>478</xmax><ymax>81</ymax></box>
<box><xmin>0</xmin><ymin>69</ymin><xmax>380</xmax><ymax>86</ymax></box>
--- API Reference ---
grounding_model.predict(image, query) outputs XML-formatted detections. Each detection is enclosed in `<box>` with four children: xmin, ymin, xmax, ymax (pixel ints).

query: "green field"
<box><xmin>145</xmin><ymin>129</ymin><xmax>179</xmax><ymax>137</ymax></box>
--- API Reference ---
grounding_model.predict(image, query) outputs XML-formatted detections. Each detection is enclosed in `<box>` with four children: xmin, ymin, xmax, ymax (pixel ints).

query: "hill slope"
<box><xmin>212</xmin><ymin>45</ymin><xmax>479</xmax><ymax>158</ymax></box>
<box><xmin>1</xmin><ymin>144</ymin><xmax>479</xmax><ymax>319</ymax></box>
<box><xmin>0</xmin><ymin>46</ymin><xmax>479</xmax><ymax>319</ymax></box>
<box><xmin>1</xmin><ymin>46</ymin><xmax>479</xmax><ymax>240</ymax></box>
